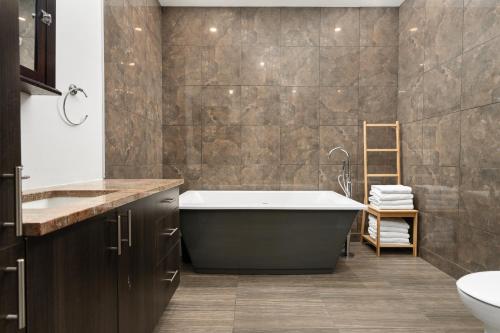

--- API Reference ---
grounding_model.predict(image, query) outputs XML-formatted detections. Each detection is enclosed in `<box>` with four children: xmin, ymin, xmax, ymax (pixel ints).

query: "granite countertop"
<box><xmin>22</xmin><ymin>179</ymin><xmax>183</xmax><ymax>237</ymax></box>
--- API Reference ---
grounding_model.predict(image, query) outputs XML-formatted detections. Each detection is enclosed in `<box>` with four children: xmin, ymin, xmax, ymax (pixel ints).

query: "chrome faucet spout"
<box><xmin>327</xmin><ymin>146</ymin><xmax>352</xmax><ymax>198</ymax></box>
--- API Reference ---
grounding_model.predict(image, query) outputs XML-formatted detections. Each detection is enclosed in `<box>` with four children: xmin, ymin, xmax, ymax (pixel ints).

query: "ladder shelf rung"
<box><xmin>366</xmin><ymin>173</ymin><xmax>399</xmax><ymax>177</ymax></box>
<box><xmin>365</xmin><ymin>123</ymin><xmax>398</xmax><ymax>128</ymax></box>
<box><xmin>366</xmin><ymin>148</ymin><xmax>398</xmax><ymax>152</ymax></box>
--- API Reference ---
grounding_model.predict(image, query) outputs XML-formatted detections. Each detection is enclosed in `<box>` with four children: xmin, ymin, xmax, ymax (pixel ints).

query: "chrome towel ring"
<box><xmin>62</xmin><ymin>84</ymin><xmax>88</xmax><ymax>126</ymax></box>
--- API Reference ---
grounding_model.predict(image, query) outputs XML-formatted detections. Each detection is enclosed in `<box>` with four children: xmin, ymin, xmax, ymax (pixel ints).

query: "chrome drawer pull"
<box><xmin>1</xmin><ymin>166</ymin><xmax>29</xmax><ymax>236</ymax></box>
<box><xmin>3</xmin><ymin>259</ymin><xmax>26</xmax><ymax>329</ymax></box>
<box><xmin>160</xmin><ymin>198</ymin><xmax>174</xmax><ymax>203</ymax></box>
<box><xmin>162</xmin><ymin>270</ymin><xmax>178</xmax><ymax>283</ymax></box>
<box><xmin>127</xmin><ymin>209</ymin><xmax>132</xmax><ymax>247</ymax></box>
<box><xmin>161</xmin><ymin>228</ymin><xmax>178</xmax><ymax>237</ymax></box>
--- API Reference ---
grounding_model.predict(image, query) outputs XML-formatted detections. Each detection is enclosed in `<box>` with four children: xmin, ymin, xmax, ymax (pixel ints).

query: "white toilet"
<box><xmin>457</xmin><ymin>271</ymin><xmax>500</xmax><ymax>333</ymax></box>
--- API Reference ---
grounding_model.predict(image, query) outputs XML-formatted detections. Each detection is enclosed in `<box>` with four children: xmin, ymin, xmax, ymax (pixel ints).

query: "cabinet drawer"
<box><xmin>154</xmin><ymin>242</ymin><xmax>180</xmax><ymax>319</ymax></box>
<box><xmin>156</xmin><ymin>219</ymin><xmax>180</xmax><ymax>265</ymax></box>
<box><xmin>0</xmin><ymin>244</ymin><xmax>25</xmax><ymax>333</ymax></box>
<box><xmin>150</xmin><ymin>188</ymin><xmax>179</xmax><ymax>223</ymax></box>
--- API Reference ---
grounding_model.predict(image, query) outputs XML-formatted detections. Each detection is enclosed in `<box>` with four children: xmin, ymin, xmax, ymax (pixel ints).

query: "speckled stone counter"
<box><xmin>22</xmin><ymin>179</ymin><xmax>183</xmax><ymax>236</ymax></box>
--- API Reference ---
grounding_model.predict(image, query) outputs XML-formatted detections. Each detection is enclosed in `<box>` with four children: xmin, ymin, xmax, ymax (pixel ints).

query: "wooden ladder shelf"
<box><xmin>360</xmin><ymin>121</ymin><xmax>419</xmax><ymax>257</ymax></box>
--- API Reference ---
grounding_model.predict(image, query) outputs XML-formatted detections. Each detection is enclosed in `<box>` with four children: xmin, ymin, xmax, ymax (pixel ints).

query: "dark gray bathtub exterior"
<box><xmin>180</xmin><ymin>209</ymin><xmax>359</xmax><ymax>274</ymax></box>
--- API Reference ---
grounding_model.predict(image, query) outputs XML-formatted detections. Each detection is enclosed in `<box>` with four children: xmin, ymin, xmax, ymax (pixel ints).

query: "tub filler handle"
<box><xmin>162</xmin><ymin>270</ymin><xmax>178</xmax><ymax>283</ymax></box>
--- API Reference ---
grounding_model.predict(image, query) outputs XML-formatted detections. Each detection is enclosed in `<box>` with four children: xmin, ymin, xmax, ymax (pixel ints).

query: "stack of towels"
<box><xmin>369</xmin><ymin>185</ymin><xmax>414</xmax><ymax>210</ymax></box>
<box><xmin>368</xmin><ymin>214</ymin><xmax>410</xmax><ymax>244</ymax></box>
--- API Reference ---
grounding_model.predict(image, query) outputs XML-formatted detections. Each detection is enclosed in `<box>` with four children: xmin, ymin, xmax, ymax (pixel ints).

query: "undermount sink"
<box><xmin>23</xmin><ymin>190</ymin><xmax>117</xmax><ymax>209</ymax></box>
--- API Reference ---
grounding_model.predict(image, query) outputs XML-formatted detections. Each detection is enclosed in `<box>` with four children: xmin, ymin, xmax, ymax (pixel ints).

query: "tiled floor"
<box><xmin>156</xmin><ymin>244</ymin><xmax>482</xmax><ymax>333</ymax></box>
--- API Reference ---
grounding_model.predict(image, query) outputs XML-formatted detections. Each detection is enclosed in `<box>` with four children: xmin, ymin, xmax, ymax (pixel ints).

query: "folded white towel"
<box><xmin>368</xmin><ymin>227</ymin><xmax>410</xmax><ymax>238</ymax></box>
<box><xmin>368</xmin><ymin>215</ymin><xmax>410</xmax><ymax>229</ymax></box>
<box><xmin>371</xmin><ymin>185</ymin><xmax>412</xmax><ymax>194</ymax></box>
<box><xmin>369</xmin><ymin>234</ymin><xmax>410</xmax><ymax>244</ymax></box>
<box><xmin>368</xmin><ymin>221</ymin><xmax>409</xmax><ymax>232</ymax></box>
<box><xmin>372</xmin><ymin>204</ymin><xmax>414</xmax><ymax>210</ymax></box>
<box><xmin>370</xmin><ymin>190</ymin><xmax>414</xmax><ymax>200</ymax></box>
<box><xmin>369</xmin><ymin>197</ymin><xmax>413</xmax><ymax>205</ymax></box>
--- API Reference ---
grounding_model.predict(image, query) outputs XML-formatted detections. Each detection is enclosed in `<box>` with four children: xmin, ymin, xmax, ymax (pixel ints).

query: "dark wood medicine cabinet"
<box><xmin>19</xmin><ymin>0</ymin><xmax>60</xmax><ymax>95</ymax></box>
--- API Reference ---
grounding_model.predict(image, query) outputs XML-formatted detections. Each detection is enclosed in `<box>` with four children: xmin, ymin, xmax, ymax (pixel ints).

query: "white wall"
<box><xmin>21</xmin><ymin>0</ymin><xmax>104</xmax><ymax>190</ymax></box>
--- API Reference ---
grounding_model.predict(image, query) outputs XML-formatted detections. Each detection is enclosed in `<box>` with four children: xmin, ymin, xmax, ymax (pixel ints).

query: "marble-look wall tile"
<box><xmin>280</xmin><ymin>87</ymin><xmax>319</xmax><ymax>126</ymax></box>
<box><xmin>241</xmin><ymin>8</ymin><xmax>280</xmax><ymax>46</ymax></box>
<box><xmin>163</xmin><ymin>126</ymin><xmax>202</xmax><ymax>165</ymax></box>
<box><xmin>241</xmin><ymin>86</ymin><xmax>280</xmax><ymax>125</ymax></box>
<box><xmin>105</xmin><ymin>0</ymin><xmax>162</xmax><ymax>180</ymax></box>
<box><xmin>422</xmin><ymin>112</ymin><xmax>460</xmax><ymax>167</ymax></box>
<box><xmin>319</xmin><ymin>126</ymin><xmax>358</xmax><ymax>165</ymax></box>
<box><xmin>320</xmin><ymin>8</ymin><xmax>360</xmax><ymax>46</ymax></box>
<box><xmin>162</xmin><ymin>7</ymin><xmax>202</xmax><ymax>46</ymax></box>
<box><xmin>459</xmin><ymin>167</ymin><xmax>500</xmax><ymax>235</ymax></box>
<box><xmin>241</xmin><ymin>126</ymin><xmax>280</xmax><ymax>164</ymax></box>
<box><xmin>280</xmin><ymin>47</ymin><xmax>319</xmax><ymax>86</ymax></box>
<box><xmin>423</xmin><ymin>56</ymin><xmax>462</xmax><ymax>118</ymax></box>
<box><xmin>201</xmin><ymin>8</ymin><xmax>241</xmax><ymax>46</ymax></box>
<box><xmin>241</xmin><ymin>45</ymin><xmax>280</xmax><ymax>85</ymax></box>
<box><xmin>457</xmin><ymin>223</ymin><xmax>500</xmax><ymax>272</ymax></box>
<box><xmin>280</xmin><ymin>126</ymin><xmax>319</xmax><ymax>164</ymax></box>
<box><xmin>280</xmin><ymin>8</ymin><xmax>320</xmax><ymax>46</ymax></box>
<box><xmin>460</xmin><ymin>103</ymin><xmax>500</xmax><ymax>169</ymax></box>
<box><xmin>397</xmin><ymin>74</ymin><xmax>423</xmax><ymax>124</ymax></box>
<box><xmin>401</xmin><ymin>121</ymin><xmax>423</xmax><ymax>166</ymax></box>
<box><xmin>319</xmin><ymin>86</ymin><xmax>358</xmax><ymax>126</ymax></box>
<box><xmin>202</xmin><ymin>86</ymin><xmax>241</xmax><ymax>125</ymax></box>
<box><xmin>359</xmin><ymin>46</ymin><xmax>398</xmax><ymax>86</ymax></box>
<box><xmin>202</xmin><ymin>126</ymin><xmax>241</xmax><ymax>164</ymax></box>
<box><xmin>163</xmin><ymin>46</ymin><xmax>202</xmax><ymax>85</ymax></box>
<box><xmin>461</xmin><ymin>36</ymin><xmax>500</xmax><ymax>110</ymax></box>
<box><xmin>423</xmin><ymin>0</ymin><xmax>463</xmax><ymax>71</ymax></box>
<box><xmin>241</xmin><ymin>164</ymin><xmax>280</xmax><ymax>190</ymax></box>
<box><xmin>280</xmin><ymin>164</ymin><xmax>319</xmax><ymax>190</ymax></box>
<box><xmin>463</xmin><ymin>0</ymin><xmax>500</xmax><ymax>52</ymax></box>
<box><xmin>359</xmin><ymin>86</ymin><xmax>398</xmax><ymax>123</ymax></box>
<box><xmin>319</xmin><ymin>47</ymin><xmax>359</xmax><ymax>87</ymax></box>
<box><xmin>360</xmin><ymin>8</ymin><xmax>399</xmax><ymax>46</ymax></box>
<box><xmin>202</xmin><ymin>164</ymin><xmax>241</xmax><ymax>189</ymax></box>
<box><xmin>398</xmin><ymin>0</ymin><xmax>500</xmax><ymax>275</ymax></box>
<box><xmin>163</xmin><ymin>164</ymin><xmax>202</xmax><ymax>192</ymax></box>
<box><xmin>163</xmin><ymin>86</ymin><xmax>202</xmax><ymax>125</ymax></box>
<box><xmin>202</xmin><ymin>45</ymin><xmax>241</xmax><ymax>85</ymax></box>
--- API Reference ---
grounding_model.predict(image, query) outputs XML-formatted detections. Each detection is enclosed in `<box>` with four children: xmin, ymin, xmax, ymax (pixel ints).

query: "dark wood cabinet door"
<box><xmin>0</xmin><ymin>244</ymin><xmax>25</xmax><ymax>333</ymax></box>
<box><xmin>26</xmin><ymin>214</ymin><xmax>118</xmax><ymax>333</ymax></box>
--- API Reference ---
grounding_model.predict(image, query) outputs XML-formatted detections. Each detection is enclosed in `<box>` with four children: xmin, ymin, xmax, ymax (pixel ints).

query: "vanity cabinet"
<box><xmin>25</xmin><ymin>187</ymin><xmax>181</xmax><ymax>333</ymax></box>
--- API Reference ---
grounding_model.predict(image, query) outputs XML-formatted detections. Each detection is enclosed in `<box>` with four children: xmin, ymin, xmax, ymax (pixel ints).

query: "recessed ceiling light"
<box><xmin>134</xmin><ymin>27</ymin><xmax>142</xmax><ymax>31</ymax></box>
<box><xmin>128</xmin><ymin>62</ymin><xmax>136</xmax><ymax>67</ymax></box>
<box><xmin>228</xmin><ymin>89</ymin><xmax>234</xmax><ymax>95</ymax></box>
<box><xmin>292</xmin><ymin>89</ymin><xmax>297</xmax><ymax>94</ymax></box>
<box><xmin>409</xmin><ymin>27</ymin><xmax>418</xmax><ymax>32</ymax></box>
<box><xmin>259</xmin><ymin>61</ymin><xmax>265</xmax><ymax>67</ymax></box>
<box><xmin>334</xmin><ymin>27</ymin><xmax>342</xmax><ymax>32</ymax></box>
<box><xmin>19</xmin><ymin>17</ymin><xmax>26</xmax><ymax>21</ymax></box>
<box><xmin>209</xmin><ymin>27</ymin><xmax>217</xmax><ymax>33</ymax></box>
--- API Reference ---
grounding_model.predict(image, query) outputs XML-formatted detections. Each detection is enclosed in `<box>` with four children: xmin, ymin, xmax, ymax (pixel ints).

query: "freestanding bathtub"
<box><xmin>179</xmin><ymin>191</ymin><xmax>365</xmax><ymax>274</ymax></box>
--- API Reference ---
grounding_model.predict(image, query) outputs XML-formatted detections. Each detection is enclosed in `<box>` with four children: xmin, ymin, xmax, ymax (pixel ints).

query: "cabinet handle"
<box><xmin>127</xmin><ymin>210</ymin><xmax>132</xmax><ymax>248</ymax></box>
<box><xmin>3</xmin><ymin>259</ymin><xmax>26</xmax><ymax>329</ymax></box>
<box><xmin>1</xmin><ymin>166</ymin><xmax>29</xmax><ymax>236</ymax></box>
<box><xmin>161</xmin><ymin>228</ymin><xmax>178</xmax><ymax>237</ymax></box>
<box><xmin>162</xmin><ymin>270</ymin><xmax>178</xmax><ymax>283</ymax></box>
<box><xmin>117</xmin><ymin>214</ymin><xmax>122</xmax><ymax>256</ymax></box>
<box><xmin>40</xmin><ymin>9</ymin><xmax>52</xmax><ymax>26</ymax></box>
<box><xmin>160</xmin><ymin>198</ymin><xmax>174</xmax><ymax>204</ymax></box>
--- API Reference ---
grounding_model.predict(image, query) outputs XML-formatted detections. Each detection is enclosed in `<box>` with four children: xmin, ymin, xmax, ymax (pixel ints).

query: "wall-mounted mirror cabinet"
<box><xmin>19</xmin><ymin>0</ymin><xmax>60</xmax><ymax>95</ymax></box>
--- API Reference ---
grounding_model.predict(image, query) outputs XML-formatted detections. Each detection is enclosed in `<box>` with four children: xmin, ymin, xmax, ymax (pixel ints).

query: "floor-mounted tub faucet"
<box><xmin>328</xmin><ymin>146</ymin><xmax>354</xmax><ymax>257</ymax></box>
<box><xmin>328</xmin><ymin>146</ymin><xmax>352</xmax><ymax>199</ymax></box>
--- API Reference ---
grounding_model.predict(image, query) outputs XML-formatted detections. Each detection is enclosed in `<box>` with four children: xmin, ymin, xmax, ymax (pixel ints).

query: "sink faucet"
<box><xmin>328</xmin><ymin>146</ymin><xmax>352</xmax><ymax>198</ymax></box>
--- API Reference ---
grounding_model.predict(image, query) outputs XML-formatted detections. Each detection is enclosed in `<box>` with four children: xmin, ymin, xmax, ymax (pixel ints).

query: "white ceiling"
<box><xmin>159</xmin><ymin>0</ymin><xmax>405</xmax><ymax>7</ymax></box>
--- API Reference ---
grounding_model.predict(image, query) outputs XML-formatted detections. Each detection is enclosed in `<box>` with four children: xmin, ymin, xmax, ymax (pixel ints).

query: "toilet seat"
<box><xmin>457</xmin><ymin>271</ymin><xmax>500</xmax><ymax>308</ymax></box>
